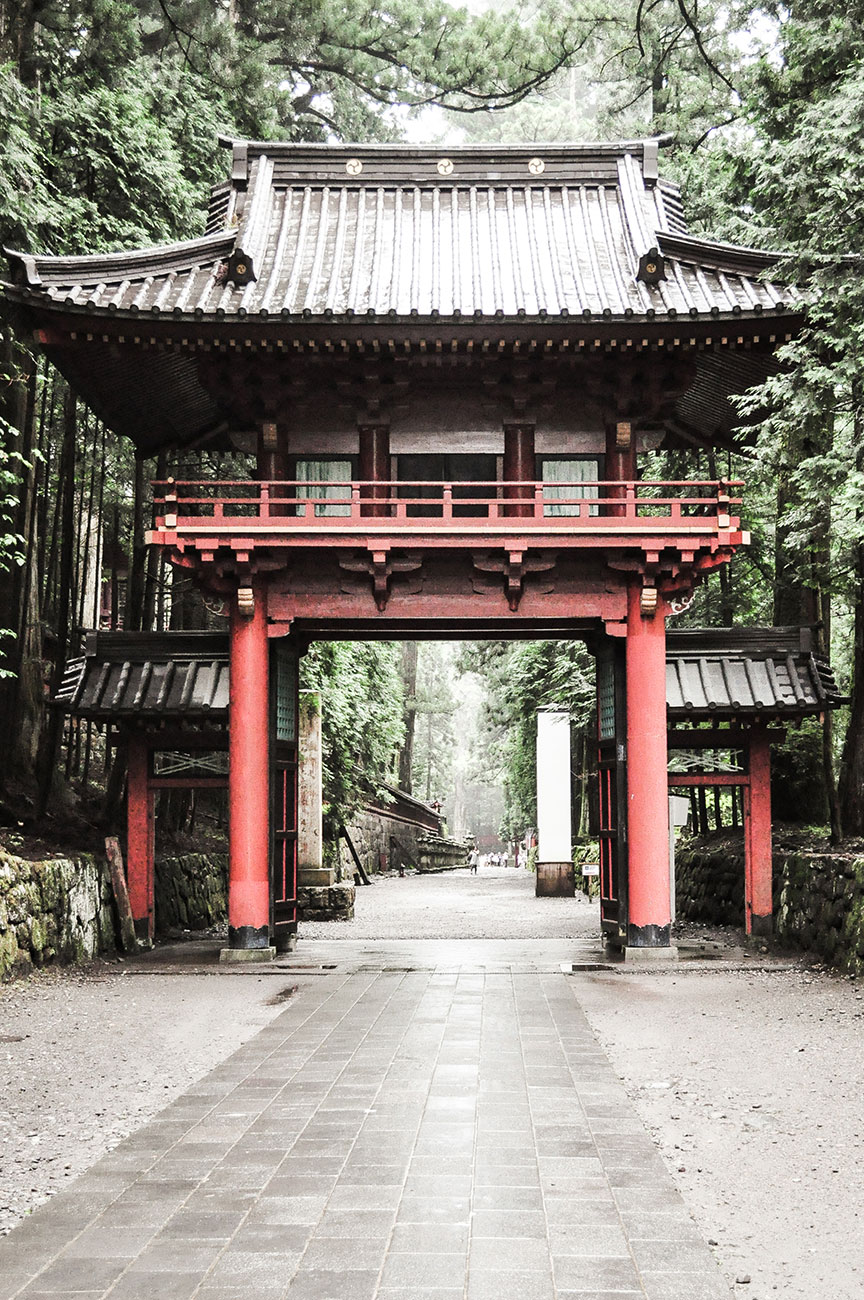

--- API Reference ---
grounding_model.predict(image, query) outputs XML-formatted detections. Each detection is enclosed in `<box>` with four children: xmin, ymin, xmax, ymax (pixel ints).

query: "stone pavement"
<box><xmin>0</xmin><ymin>959</ymin><xmax>733</xmax><ymax>1300</ymax></box>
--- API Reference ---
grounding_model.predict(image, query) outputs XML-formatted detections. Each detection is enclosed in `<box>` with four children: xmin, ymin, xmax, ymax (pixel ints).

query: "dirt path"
<box><xmin>301</xmin><ymin>864</ymin><xmax>601</xmax><ymax>939</ymax></box>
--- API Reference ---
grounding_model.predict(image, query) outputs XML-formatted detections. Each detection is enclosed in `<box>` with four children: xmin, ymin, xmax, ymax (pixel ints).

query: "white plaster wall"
<box><xmin>536</xmin><ymin>710</ymin><xmax>572</xmax><ymax>863</ymax></box>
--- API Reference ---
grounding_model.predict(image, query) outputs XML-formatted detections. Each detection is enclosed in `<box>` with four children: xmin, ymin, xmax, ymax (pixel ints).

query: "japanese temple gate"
<box><xmin>4</xmin><ymin>138</ymin><xmax>832</xmax><ymax>958</ymax></box>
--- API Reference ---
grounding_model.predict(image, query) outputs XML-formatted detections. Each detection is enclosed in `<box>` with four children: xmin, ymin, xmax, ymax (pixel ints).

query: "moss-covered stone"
<box><xmin>679</xmin><ymin>834</ymin><xmax>864</xmax><ymax>975</ymax></box>
<box><xmin>0</xmin><ymin>848</ymin><xmax>118</xmax><ymax>981</ymax></box>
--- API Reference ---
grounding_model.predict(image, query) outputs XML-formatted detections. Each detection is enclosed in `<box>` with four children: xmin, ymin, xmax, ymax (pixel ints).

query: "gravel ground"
<box><xmin>0</xmin><ymin>965</ymin><xmax>289</xmax><ymax>1235</ymax></box>
<box><xmin>300</xmin><ymin>864</ymin><xmax>602</xmax><ymax>939</ymax></box>
<box><xmin>576</xmin><ymin>966</ymin><xmax>864</xmax><ymax>1300</ymax></box>
<box><xmin>2</xmin><ymin>864</ymin><xmax>863</xmax><ymax>1300</ymax></box>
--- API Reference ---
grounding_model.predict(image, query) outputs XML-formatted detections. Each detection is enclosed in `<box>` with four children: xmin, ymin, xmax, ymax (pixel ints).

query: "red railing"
<box><xmin>152</xmin><ymin>480</ymin><xmax>743</xmax><ymax>533</ymax></box>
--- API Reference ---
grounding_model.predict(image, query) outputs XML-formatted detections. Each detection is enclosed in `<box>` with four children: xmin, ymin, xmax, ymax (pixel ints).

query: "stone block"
<box><xmin>219</xmin><ymin>946</ymin><xmax>277</xmax><ymax>964</ymax></box>
<box><xmin>297</xmin><ymin>882</ymin><xmax>355</xmax><ymax>922</ymax></box>
<box><xmin>535</xmin><ymin>863</ymin><xmax>575</xmax><ymax>897</ymax></box>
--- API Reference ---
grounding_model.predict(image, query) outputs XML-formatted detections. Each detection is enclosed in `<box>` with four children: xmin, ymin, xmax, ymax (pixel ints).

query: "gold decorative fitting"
<box><xmin>345</xmin><ymin>158</ymin><xmax>363</xmax><ymax>176</ymax></box>
<box><xmin>615</xmin><ymin>421</ymin><xmax>632</xmax><ymax>450</ymax></box>
<box><xmin>237</xmin><ymin>586</ymin><xmax>255</xmax><ymax>618</ymax></box>
<box><xmin>640</xmin><ymin>587</ymin><xmax>658</xmax><ymax>617</ymax></box>
<box><xmin>437</xmin><ymin>158</ymin><xmax>454</xmax><ymax>176</ymax></box>
<box><xmin>528</xmin><ymin>157</ymin><xmax>545</xmax><ymax>176</ymax></box>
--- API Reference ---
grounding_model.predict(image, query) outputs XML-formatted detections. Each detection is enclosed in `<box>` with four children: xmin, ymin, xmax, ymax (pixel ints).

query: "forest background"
<box><xmin>2</xmin><ymin>0</ymin><xmax>864</xmax><ymax>854</ymax></box>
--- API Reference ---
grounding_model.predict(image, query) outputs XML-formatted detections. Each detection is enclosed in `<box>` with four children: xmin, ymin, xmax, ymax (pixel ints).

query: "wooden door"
<box><xmin>596</xmin><ymin>642</ymin><xmax>628</xmax><ymax>944</ymax></box>
<box><xmin>271</xmin><ymin>642</ymin><xmax>298</xmax><ymax>951</ymax></box>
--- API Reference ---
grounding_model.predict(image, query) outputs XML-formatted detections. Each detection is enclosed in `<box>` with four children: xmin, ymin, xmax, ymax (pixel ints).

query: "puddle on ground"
<box><xmin>266</xmin><ymin>984</ymin><xmax>299</xmax><ymax>1005</ymax></box>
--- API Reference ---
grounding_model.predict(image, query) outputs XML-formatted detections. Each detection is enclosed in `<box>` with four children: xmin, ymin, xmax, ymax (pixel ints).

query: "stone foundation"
<box><xmin>298</xmin><ymin>882</ymin><xmax>355</xmax><ymax>922</ymax></box>
<box><xmin>0</xmin><ymin>848</ymin><xmax>117</xmax><ymax>980</ymax></box>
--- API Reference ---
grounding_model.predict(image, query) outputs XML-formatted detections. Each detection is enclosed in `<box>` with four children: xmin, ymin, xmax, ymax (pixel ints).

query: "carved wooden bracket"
<box><xmin>338</xmin><ymin>550</ymin><xmax>422</xmax><ymax>611</ymax></box>
<box><xmin>237</xmin><ymin>586</ymin><xmax>255</xmax><ymax>618</ymax></box>
<box><xmin>472</xmin><ymin>550</ymin><xmax>556</xmax><ymax>612</ymax></box>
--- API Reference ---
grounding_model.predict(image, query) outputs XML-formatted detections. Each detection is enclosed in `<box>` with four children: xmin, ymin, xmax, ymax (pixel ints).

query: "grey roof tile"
<box><xmin>5</xmin><ymin>142</ymin><xmax>797</xmax><ymax>325</ymax></box>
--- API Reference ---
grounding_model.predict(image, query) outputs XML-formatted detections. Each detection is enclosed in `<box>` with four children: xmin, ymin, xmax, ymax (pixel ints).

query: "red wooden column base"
<box><xmin>126</xmin><ymin>731</ymin><xmax>154</xmax><ymax>943</ymax></box>
<box><xmin>625</xmin><ymin>582</ymin><xmax>671</xmax><ymax>948</ymax></box>
<box><xmin>745</xmin><ymin>726</ymin><xmax>773</xmax><ymax>937</ymax></box>
<box><xmin>227</xmin><ymin>580</ymin><xmax>272</xmax><ymax>954</ymax></box>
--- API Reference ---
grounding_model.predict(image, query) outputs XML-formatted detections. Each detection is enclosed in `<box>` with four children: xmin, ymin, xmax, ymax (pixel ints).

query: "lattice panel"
<box><xmin>274</xmin><ymin>644</ymin><xmax>297</xmax><ymax>743</ymax></box>
<box><xmin>597</xmin><ymin>657</ymin><xmax>616</xmax><ymax>741</ymax></box>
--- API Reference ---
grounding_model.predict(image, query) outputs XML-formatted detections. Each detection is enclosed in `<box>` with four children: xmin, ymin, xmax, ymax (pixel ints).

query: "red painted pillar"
<box><xmin>503</xmin><ymin>423</ymin><xmax>535</xmax><ymax>517</ymax></box>
<box><xmin>625</xmin><ymin>582</ymin><xmax>671</xmax><ymax>947</ymax></box>
<box><xmin>746</xmin><ymin>727</ymin><xmax>773</xmax><ymax>936</ymax></box>
<box><xmin>604</xmin><ymin>419</ymin><xmax>636</xmax><ymax>516</ymax></box>
<box><xmin>359</xmin><ymin>424</ymin><xmax>390</xmax><ymax>516</ymax></box>
<box><xmin>227</xmin><ymin>580</ymin><xmax>272</xmax><ymax>952</ymax></box>
<box><xmin>126</xmin><ymin>731</ymin><xmax>154</xmax><ymax>942</ymax></box>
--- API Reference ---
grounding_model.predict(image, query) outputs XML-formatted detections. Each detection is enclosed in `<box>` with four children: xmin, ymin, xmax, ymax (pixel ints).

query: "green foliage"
<box><xmin>300</xmin><ymin>641</ymin><xmax>404</xmax><ymax>831</ymax></box>
<box><xmin>410</xmin><ymin>643</ymin><xmax>458</xmax><ymax>803</ymax></box>
<box><xmin>772</xmin><ymin>719</ymin><xmax>829</xmax><ymax>827</ymax></box>
<box><xmin>459</xmin><ymin>640</ymin><xmax>594</xmax><ymax>840</ymax></box>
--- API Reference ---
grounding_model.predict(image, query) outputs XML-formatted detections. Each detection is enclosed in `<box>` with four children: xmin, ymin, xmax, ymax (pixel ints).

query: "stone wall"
<box><xmin>342</xmin><ymin>810</ymin><xmax>468</xmax><ymax>877</ymax></box>
<box><xmin>415</xmin><ymin>835</ymin><xmax>471</xmax><ymax>873</ymax></box>
<box><xmin>774</xmin><ymin>846</ymin><xmax>864</xmax><ymax>975</ymax></box>
<box><xmin>155</xmin><ymin>854</ymin><xmax>228</xmax><ymax>933</ymax></box>
<box><xmin>0</xmin><ymin>848</ymin><xmax>117</xmax><ymax>981</ymax></box>
<box><xmin>675</xmin><ymin>834</ymin><xmax>744</xmax><ymax>926</ymax></box>
<box><xmin>675</xmin><ymin>831</ymin><xmax>864</xmax><ymax>975</ymax></box>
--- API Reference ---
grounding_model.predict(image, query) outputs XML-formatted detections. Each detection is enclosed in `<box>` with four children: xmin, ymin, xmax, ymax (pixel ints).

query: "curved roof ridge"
<box><xmin>4</xmin><ymin>229</ymin><xmax>234</xmax><ymax>288</ymax></box>
<box><xmin>658</xmin><ymin>230</ymin><xmax>788</xmax><ymax>269</ymax></box>
<box><xmin>218</xmin><ymin>134</ymin><xmax>673</xmax><ymax>157</ymax></box>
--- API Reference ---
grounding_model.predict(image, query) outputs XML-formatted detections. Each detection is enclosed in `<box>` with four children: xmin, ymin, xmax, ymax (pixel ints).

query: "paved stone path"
<box><xmin>0</xmin><ymin>959</ymin><xmax>732</xmax><ymax>1300</ymax></box>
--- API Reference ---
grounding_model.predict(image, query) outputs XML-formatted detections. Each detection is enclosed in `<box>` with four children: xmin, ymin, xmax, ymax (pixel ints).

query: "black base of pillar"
<box><xmin>749</xmin><ymin>914</ymin><xmax>773</xmax><ymax>938</ymax></box>
<box><xmin>626</xmin><ymin>922</ymin><xmax>671</xmax><ymax>948</ymax></box>
<box><xmin>133</xmin><ymin>917</ymin><xmax>151</xmax><ymax>941</ymax></box>
<box><xmin>228</xmin><ymin>924</ymin><xmax>271</xmax><ymax>950</ymax></box>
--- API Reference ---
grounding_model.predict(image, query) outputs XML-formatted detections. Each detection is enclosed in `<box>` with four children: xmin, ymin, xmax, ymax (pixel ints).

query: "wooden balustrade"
<box><xmin>152</xmin><ymin>480</ymin><xmax>743</xmax><ymax>534</ymax></box>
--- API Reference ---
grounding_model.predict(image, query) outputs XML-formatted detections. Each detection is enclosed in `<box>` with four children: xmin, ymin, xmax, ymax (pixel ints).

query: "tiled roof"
<box><xmin>57</xmin><ymin>632</ymin><xmax>229</xmax><ymax>718</ymax></box>
<box><xmin>5</xmin><ymin>140</ymin><xmax>796</xmax><ymax>325</ymax></box>
<box><xmin>58</xmin><ymin>626</ymin><xmax>843</xmax><ymax>724</ymax></box>
<box><xmin>666</xmin><ymin>627</ymin><xmax>844</xmax><ymax>719</ymax></box>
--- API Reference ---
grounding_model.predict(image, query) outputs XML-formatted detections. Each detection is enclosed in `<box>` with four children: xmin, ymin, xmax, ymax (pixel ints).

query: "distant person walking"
<box><xmin>469</xmin><ymin>848</ymin><xmax>479</xmax><ymax>874</ymax></box>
